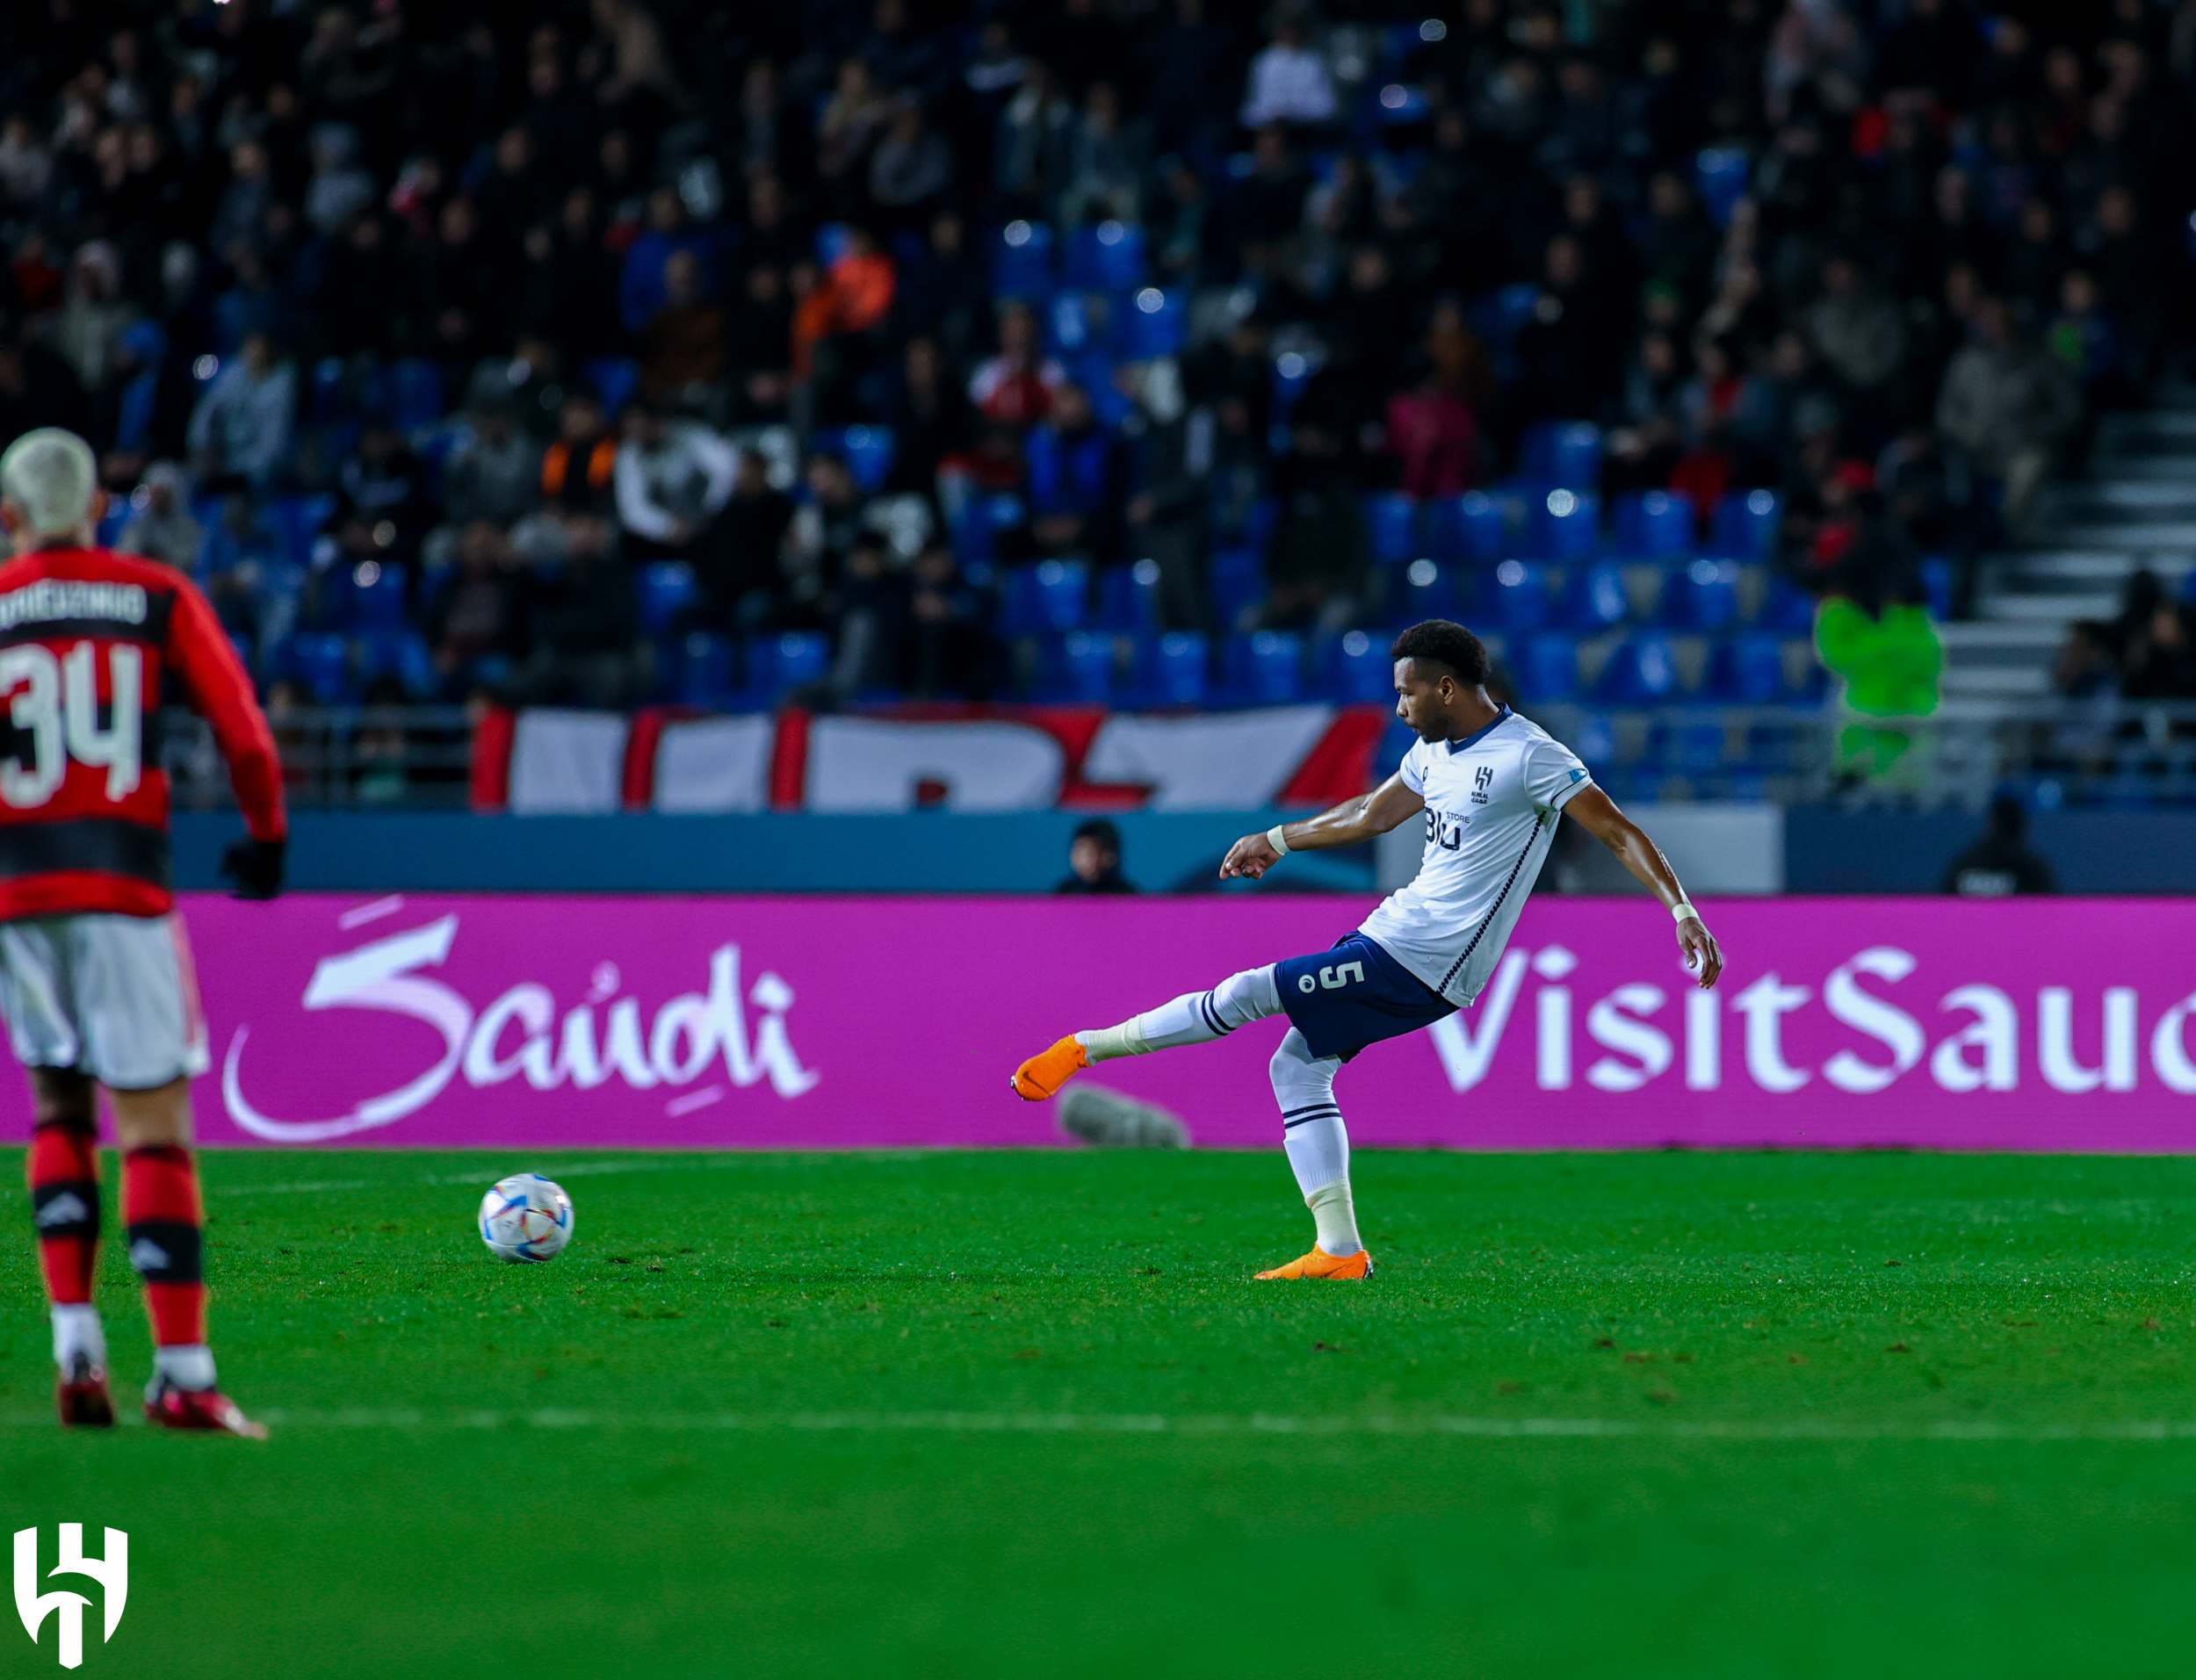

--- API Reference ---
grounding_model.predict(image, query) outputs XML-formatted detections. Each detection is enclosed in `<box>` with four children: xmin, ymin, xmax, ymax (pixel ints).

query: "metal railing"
<box><xmin>159</xmin><ymin>698</ymin><xmax>2196</xmax><ymax>813</ymax></box>
<box><xmin>163</xmin><ymin>705</ymin><xmax>477</xmax><ymax>811</ymax></box>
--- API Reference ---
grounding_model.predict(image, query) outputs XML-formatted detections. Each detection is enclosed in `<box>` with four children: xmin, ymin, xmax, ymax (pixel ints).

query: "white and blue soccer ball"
<box><xmin>479</xmin><ymin>1174</ymin><xmax>574</xmax><ymax>1263</ymax></box>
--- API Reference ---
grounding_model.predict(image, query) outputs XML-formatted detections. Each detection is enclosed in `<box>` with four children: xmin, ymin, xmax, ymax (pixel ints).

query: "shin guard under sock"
<box><xmin>124</xmin><ymin>1146</ymin><xmax>207</xmax><ymax>1356</ymax></box>
<box><xmin>29</xmin><ymin>1122</ymin><xmax>99</xmax><ymax>1308</ymax></box>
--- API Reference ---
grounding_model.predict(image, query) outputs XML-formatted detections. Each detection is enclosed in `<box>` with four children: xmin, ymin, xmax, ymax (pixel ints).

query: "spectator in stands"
<box><xmin>793</xmin><ymin>224</ymin><xmax>899</xmax><ymax>422</ymax></box>
<box><xmin>694</xmin><ymin>449</ymin><xmax>796</xmax><ymax>634</ymax></box>
<box><xmin>186</xmin><ymin>331</ymin><xmax>294</xmax><ymax>492</ymax></box>
<box><xmin>116</xmin><ymin>461</ymin><xmax>202</xmax><ymax>571</ymax></box>
<box><xmin>885</xmin><ymin>335</ymin><xmax>974</xmax><ymax>500</ymax></box>
<box><xmin>539</xmin><ymin>392</ymin><xmax>619</xmax><ymax>517</ymax></box>
<box><xmin>441</xmin><ymin>405</ymin><xmax>541</xmax><ymax>531</ymax></box>
<box><xmin>725</xmin><ymin>261</ymin><xmax>795</xmax><ymax>426</ymax></box>
<box><xmin>424</xmin><ymin>521</ymin><xmax>526</xmax><ymax>700</ymax></box>
<box><xmin>1262</xmin><ymin>415</ymin><xmax>1368</xmax><ymax>634</ymax></box>
<box><xmin>1239</xmin><ymin>16</ymin><xmax>1336</xmax><ymax>132</ymax></box>
<box><xmin>502</xmin><ymin>512</ymin><xmax>645</xmax><ymax>709</ymax></box>
<box><xmin>613</xmin><ymin>407</ymin><xmax>738</xmax><ymax>560</ymax></box>
<box><xmin>824</xmin><ymin>530</ymin><xmax>911</xmax><ymax>700</ymax></box>
<box><xmin>1934</xmin><ymin>296</ymin><xmax>2080</xmax><ymax>537</ymax></box>
<box><xmin>1942</xmin><ymin>796</ymin><xmax>2056</xmax><ymax>897</ymax></box>
<box><xmin>1056</xmin><ymin>818</ymin><xmax>1136</xmax><ymax>894</ymax></box>
<box><xmin>1026</xmin><ymin>383</ymin><xmax>1123</xmax><ymax>562</ymax></box>
<box><xmin>2120</xmin><ymin>593</ymin><xmax>2196</xmax><ymax>701</ymax></box>
<box><xmin>906</xmin><ymin>540</ymin><xmax>989</xmax><ymax>698</ymax></box>
<box><xmin>784</xmin><ymin>452</ymin><xmax>869</xmax><ymax>624</ymax></box>
<box><xmin>969</xmin><ymin>299</ymin><xmax>1064</xmax><ymax>426</ymax></box>
<box><xmin>868</xmin><ymin>97</ymin><xmax>955</xmax><ymax>227</ymax></box>
<box><xmin>636</xmin><ymin>249</ymin><xmax>726</xmax><ymax>413</ymax></box>
<box><xmin>336</xmin><ymin>422</ymin><xmax>433</xmax><ymax>557</ymax></box>
<box><xmin>1123</xmin><ymin>357</ymin><xmax>1210</xmax><ymax>633</ymax></box>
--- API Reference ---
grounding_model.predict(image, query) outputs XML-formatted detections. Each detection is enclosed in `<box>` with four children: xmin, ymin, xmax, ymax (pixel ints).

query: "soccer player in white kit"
<box><xmin>1011</xmin><ymin>620</ymin><xmax>1723</xmax><ymax>1278</ymax></box>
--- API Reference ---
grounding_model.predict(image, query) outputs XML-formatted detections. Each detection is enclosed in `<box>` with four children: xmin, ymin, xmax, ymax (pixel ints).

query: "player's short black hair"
<box><xmin>1390</xmin><ymin>620</ymin><xmax>1490</xmax><ymax>685</ymax></box>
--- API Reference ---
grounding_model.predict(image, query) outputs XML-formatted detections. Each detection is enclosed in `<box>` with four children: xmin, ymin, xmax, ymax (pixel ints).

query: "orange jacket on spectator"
<box><xmin>791</xmin><ymin>249</ymin><xmax>896</xmax><ymax>376</ymax></box>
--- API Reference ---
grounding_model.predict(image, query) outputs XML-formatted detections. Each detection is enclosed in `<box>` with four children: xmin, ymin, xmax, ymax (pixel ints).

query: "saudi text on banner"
<box><xmin>3</xmin><ymin>895</ymin><xmax>2192</xmax><ymax>1153</ymax></box>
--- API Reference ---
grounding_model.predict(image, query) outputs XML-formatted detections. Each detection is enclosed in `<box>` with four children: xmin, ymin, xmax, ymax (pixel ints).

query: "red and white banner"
<box><xmin>470</xmin><ymin>704</ymin><xmax>1391</xmax><ymax>815</ymax></box>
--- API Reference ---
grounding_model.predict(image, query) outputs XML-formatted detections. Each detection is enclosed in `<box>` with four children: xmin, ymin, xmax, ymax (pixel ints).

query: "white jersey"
<box><xmin>1359</xmin><ymin>707</ymin><xmax>1591</xmax><ymax>1006</ymax></box>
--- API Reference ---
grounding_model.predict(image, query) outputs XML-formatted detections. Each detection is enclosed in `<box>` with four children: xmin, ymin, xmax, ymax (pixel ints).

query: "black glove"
<box><xmin>220</xmin><ymin>837</ymin><xmax>286</xmax><ymax>901</ymax></box>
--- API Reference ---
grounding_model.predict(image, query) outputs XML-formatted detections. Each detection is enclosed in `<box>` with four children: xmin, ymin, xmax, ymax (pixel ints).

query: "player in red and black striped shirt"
<box><xmin>1</xmin><ymin>427</ymin><xmax>286</xmax><ymax>1437</ymax></box>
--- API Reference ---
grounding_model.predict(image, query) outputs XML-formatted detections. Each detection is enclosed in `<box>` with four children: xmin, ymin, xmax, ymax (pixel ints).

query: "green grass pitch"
<box><xmin>5</xmin><ymin>1146</ymin><xmax>2196</xmax><ymax>1678</ymax></box>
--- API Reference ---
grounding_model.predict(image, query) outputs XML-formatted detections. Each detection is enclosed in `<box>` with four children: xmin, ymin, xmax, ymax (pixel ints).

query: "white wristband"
<box><xmin>1266</xmin><ymin>824</ymin><xmax>1290</xmax><ymax>856</ymax></box>
<box><xmin>1672</xmin><ymin>900</ymin><xmax>1699</xmax><ymax>924</ymax></box>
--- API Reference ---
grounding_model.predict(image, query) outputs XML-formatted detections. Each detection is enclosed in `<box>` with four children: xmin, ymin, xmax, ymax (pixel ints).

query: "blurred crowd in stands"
<box><xmin>0</xmin><ymin>0</ymin><xmax>2190</xmax><ymax>716</ymax></box>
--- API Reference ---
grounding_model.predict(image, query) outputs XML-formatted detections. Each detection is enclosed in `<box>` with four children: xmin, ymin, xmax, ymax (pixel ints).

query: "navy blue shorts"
<box><xmin>1275</xmin><ymin>932</ymin><xmax>1456</xmax><ymax>1063</ymax></box>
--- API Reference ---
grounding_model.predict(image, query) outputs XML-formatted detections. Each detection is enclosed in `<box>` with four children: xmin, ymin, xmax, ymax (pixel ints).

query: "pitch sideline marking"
<box><xmin>178</xmin><ymin>1408</ymin><xmax>2196</xmax><ymax>1443</ymax></box>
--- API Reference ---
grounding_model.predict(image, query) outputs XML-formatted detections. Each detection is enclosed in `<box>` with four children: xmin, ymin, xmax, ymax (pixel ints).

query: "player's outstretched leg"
<box><xmin>1253</xmin><ymin>1028</ymin><xmax>1372</xmax><ymax>1280</ymax></box>
<box><xmin>1011</xmin><ymin>965</ymin><xmax>1282</xmax><ymax>1100</ymax></box>
<box><xmin>26</xmin><ymin>1076</ymin><xmax>113</xmax><ymax>1425</ymax></box>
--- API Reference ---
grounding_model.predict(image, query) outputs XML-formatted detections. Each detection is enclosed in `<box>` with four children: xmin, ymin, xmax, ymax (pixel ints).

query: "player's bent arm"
<box><xmin>1219</xmin><ymin>774</ymin><xmax>1425</xmax><ymax>879</ymax></box>
<box><xmin>1560</xmin><ymin>785</ymin><xmax>1724</xmax><ymax>989</ymax></box>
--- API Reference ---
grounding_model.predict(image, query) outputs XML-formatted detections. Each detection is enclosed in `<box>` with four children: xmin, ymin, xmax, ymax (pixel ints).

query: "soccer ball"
<box><xmin>479</xmin><ymin>1174</ymin><xmax>574</xmax><ymax>1263</ymax></box>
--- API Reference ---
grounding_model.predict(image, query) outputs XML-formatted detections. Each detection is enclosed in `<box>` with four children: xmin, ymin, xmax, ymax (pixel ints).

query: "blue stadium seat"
<box><xmin>267</xmin><ymin>494</ymin><xmax>335</xmax><ymax>568</ymax></box>
<box><xmin>1065</xmin><ymin>220</ymin><xmax>1145</xmax><ymax>292</ymax></box>
<box><xmin>1095</xmin><ymin>558</ymin><xmax>1161</xmax><ymax>633</ymax></box>
<box><xmin>1140</xmin><ymin>631</ymin><xmax>1209</xmax><ymax>706</ymax></box>
<box><xmin>1398</xmin><ymin>558</ymin><xmax>1459</xmax><ymax>624</ymax></box>
<box><xmin>1530</xmin><ymin>488</ymin><xmax>1600</xmax><ymax>561</ymax></box>
<box><xmin>841</xmin><ymin>425</ymin><xmax>895</xmax><ymax>494</ymax></box>
<box><xmin>352</xmin><ymin>559</ymin><xmax>409</xmax><ymax>629</ymax></box>
<box><xmin>386</xmin><ymin>358</ymin><xmax>443</xmax><ymax>431</ymax></box>
<box><xmin>1325</xmin><ymin>629</ymin><xmax>1393</xmax><ymax>703</ymax></box>
<box><xmin>1710</xmin><ymin>630</ymin><xmax>1788</xmax><ymax>703</ymax></box>
<box><xmin>1429</xmin><ymin>491</ymin><xmax>1507</xmax><ymax>563</ymax></box>
<box><xmin>1653</xmin><ymin>719</ymin><xmax>1727</xmax><ymax>775</ymax></box>
<box><xmin>1920</xmin><ymin>555</ymin><xmax>1953</xmax><ymax>620</ymax></box>
<box><xmin>1519</xmin><ymin>632</ymin><xmax>1579</xmax><ymax>702</ymax></box>
<box><xmin>950</xmin><ymin>491</ymin><xmax>1029</xmax><ymax>569</ymax></box>
<box><xmin>1709</xmin><ymin>488</ymin><xmax>1781</xmax><ymax>560</ymax></box>
<box><xmin>1125</xmin><ymin>287</ymin><xmax>1186</xmax><ymax>357</ymax></box>
<box><xmin>1365</xmin><ymin>492</ymin><xmax>1420</xmax><ymax>566</ymax></box>
<box><xmin>1046</xmin><ymin>291</ymin><xmax>1104</xmax><ymax>357</ymax></box>
<box><xmin>1229</xmin><ymin>631</ymin><xmax>1303</xmax><ymax>704</ymax></box>
<box><xmin>1271</xmin><ymin>351</ymin><xmax>1313</xmax><ymax>421</ymax></box>
<box><xmin>1563</xmin><ymin>560</ymin><xmax>1631</xmax><ymax>631</ymax></box>
<box><xmin>359</xmin><ymin>627</ymin><xmax>436</xmax><ymax>697</ymax></box>
<box><xmin>994</xmin><ymin>220</ymin><xmax>1056</xmax><ymax>298</ymax></box>
<box><xmin>814</xmin><ymin>222</ymin><xmax>852</xmax><ymax>266</ymax></box>
<box><xmin>681</xmin><ymin>631</ymin><xmax>735</xmax><ymax>705</ymax></box>
<box><xmin>1000</xmin><ymin>559</ymin><xmax>1088</xmax><ymax>635</ymax></box>
<box><xmin>1521</xmin><ymin>422</ymin><xmax>1602</xmax><ymax>492</ymax></box>
<box><xmin>309</xmin><ymin>356</ymin><xmax>350</xmax><ymax>424</ymax></box>
<box><xmin>583</xmin><ymin>356</ymin><xmax>640</xmax><ymax>416</ymax></box>
<box><xmin>1665</xmin><ymin>559</ymin><xmax>1740</xmax><ymax>631</ymax></box>
<box><xmin>1484</xmin><ymin>559</ymin><xmax>1549</xmax><ymax>633</ymax></box>
<box><xmin>755</xmin><ymin>630</ymin><xmax>829</xmax><ymax>696</ymax></box>
<box><xmin>640</xmin><ymin>560</ymin><xmax>697</xmax><ymax>633</ymax></box>
<box><xmin>1057</xmin><ymin>631</ymin><xmax>1116</xmax><ymax>703</ymax></box>
<box><xmin>1614</xmin><ymin>489</ymin><xmax>1695</xmax><ymax>559</ymax></box>
<box><xmin>1597</xmin><ymin>632</ymin><xmax>1682</xmax><ymax>704</ymax></box>
<box><xmin>1209</xmin><ymin>548</ymin><xmax>1264</xmax><ymax>629</ymax></box>
<box><xmin>1756</xmin><ymin>575</ymin><xmax>1817</xmax><ymax>633</ymax></box>
<box><xmin>289</xmin><ymin>632</ymin><xmax>352</xmax><ymax>704</ymax></box>
<box><xmin>1696</xmin><ymin>146</ymin><xmax>1750</xmax><ymax>226</ymax></box>
<box><xmin>1571</xmin><ymin>712</ymin><xmax>1617</xmax><ymax>768</ymax></box>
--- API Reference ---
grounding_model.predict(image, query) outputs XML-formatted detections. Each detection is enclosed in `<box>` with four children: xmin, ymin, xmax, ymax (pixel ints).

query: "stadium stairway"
<box><xmin>1951</xmin><ymin>390</ymin><xmax>2196</xmax><ymax>705</ymax></box>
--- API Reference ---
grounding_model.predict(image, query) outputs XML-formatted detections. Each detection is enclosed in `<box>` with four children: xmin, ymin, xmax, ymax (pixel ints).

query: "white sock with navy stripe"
<box><xmin>1271</xmin><ymin>1027</ymin><xmax>1362</xmax><ymax>1255</ymax></box>
<box><xmin>1078</xmin><ymin>966</ymin><xmax>1282</xmax><ymax>1061</ymax></box>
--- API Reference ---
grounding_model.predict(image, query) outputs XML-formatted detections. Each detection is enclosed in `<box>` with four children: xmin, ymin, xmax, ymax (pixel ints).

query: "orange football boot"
<box><xmin>1010</xmin><ymin>1036</ymin><xmax>1087</xmax><ymax>1100</ymax></box>
<box><xmin>1253</xmin><ymin>1246</ymin><xmax>1376</xmax><ymax>1280</ymax></box>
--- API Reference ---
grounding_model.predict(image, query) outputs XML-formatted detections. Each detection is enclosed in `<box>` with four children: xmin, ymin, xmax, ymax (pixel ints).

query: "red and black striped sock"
<box><xmin>28</xmin><ymin>1121</ymin><xmax>99</xmax><ymax>1308</ymax></box>
<box><xmin>123</xmin><ymin>1145</ymin><xmax>206</xmax><ymax>1355</ymax></box>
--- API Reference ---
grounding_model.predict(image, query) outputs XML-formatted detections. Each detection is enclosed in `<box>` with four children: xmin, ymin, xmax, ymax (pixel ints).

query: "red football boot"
<box><xmin>56</xmin><ymin>1353</ymin><xmax>114</xmax><ymax>1427</ymax></box>
<box><xmin>144</xmin><ymin>1378</ymin><xmax>269</xmax><ymax>1439</ymax></box>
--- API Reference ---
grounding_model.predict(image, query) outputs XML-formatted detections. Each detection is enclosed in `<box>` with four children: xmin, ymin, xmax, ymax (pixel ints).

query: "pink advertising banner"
<box><xmin>3</xmin><ymin>893</ymin><xmax>2194</xmax><ymax>1153</ymax></box>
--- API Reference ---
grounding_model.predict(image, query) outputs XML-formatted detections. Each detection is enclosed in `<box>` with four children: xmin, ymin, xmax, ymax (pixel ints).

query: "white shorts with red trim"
<box><xmin>0</xmin><ymin>912</ymin><xmax>209</xmax><ymax>1091</ymax></box>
